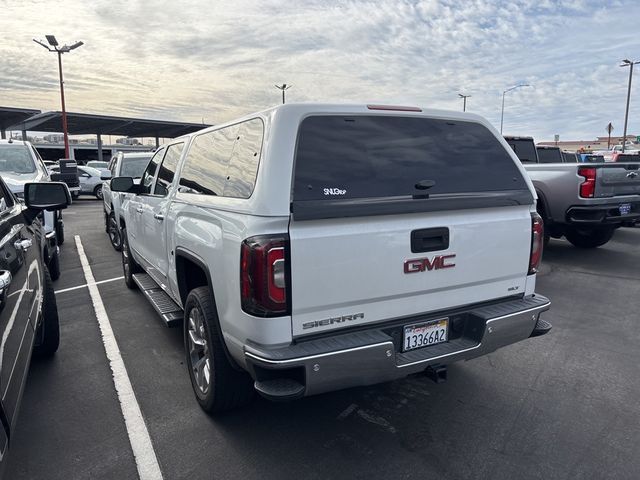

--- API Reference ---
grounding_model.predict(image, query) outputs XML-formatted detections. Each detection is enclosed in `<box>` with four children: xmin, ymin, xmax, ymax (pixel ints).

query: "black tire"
<box><xmin>104</xmin><ymin>210</ymin><xmax>109</xmax><ymax>233</ymax></box>
<box><xmin>108</xmin><ymin>212</ymin><xmax>123</xmax><ymax>251</ymax></box>
<box><xmin>33</xmin><ymin>267</ymin><xmax>60</xmax><ymax>357</ymax></box>
<box><xmin>122</xmin><ymin>228</ymin><xmax>142</xmax><ymax>289</ymax></box>
<box><xmin>565</xmin><ymin>226</ymin><xmax>615</xmax><ymax>248</ymax></box>
<box><xmin>55</xmin><ymin>216</ymin><xmax>65</xmax><ymax>246</ymax></box>
<box><xmin>48</xmin><ymin>250</ymin><xmax>61</xmax><ymax>281</ymax></box>
<box><xmin>184</xmin><ymin>287</ymin><xmax>254</xmax><ymax>413</ymax></box>
<box><xmin>94</xmin><ymin>184</ymin><xmax>104</xmax><ymax>200</ymax></box>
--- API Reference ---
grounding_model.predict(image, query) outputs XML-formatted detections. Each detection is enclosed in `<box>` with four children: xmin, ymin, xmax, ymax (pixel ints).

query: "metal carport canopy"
<box><xmin>0</xmin><ymin>106</ymin><xmax>41</xmax><ymax>138</ymax></box>
<box><xmin>8</xmin><ymin>110</ymin><xmax>210</xmax><ymax>138</ymax></box>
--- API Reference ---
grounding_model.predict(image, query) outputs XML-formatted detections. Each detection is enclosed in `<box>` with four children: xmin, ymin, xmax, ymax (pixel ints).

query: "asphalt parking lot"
<box><xmin>5</xmin><ymin>198</ymin><xmax>640</xmax><ymax>480</ymax></box>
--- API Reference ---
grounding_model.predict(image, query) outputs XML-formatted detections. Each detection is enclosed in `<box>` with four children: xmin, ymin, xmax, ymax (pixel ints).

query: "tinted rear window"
<box><xmin>505</xmin><ymin>139</ymin><xmax>538</xmax><ymax>163</ymax></box>
<box><xmin>562</xmin><ymin>152</ymin><xmax>578</xmax><ymax>163</ymax></box>
<box><xmin>294</xmin><ymin>116</ymin><xmax>527</xmax><ymax>201</ymax></box>
<box><xmin>536</xmin><ymin>148</ymin><xmax>563</xmax><ymax>163</ymax></box>
<box><xmin>616</xmin><ymin>154</ymin><xmax>640</xmax><ymax>162</ymax></box>
<box><xmin>583</xmin><ymin>155</ymin><xmax>604</xmax><ymax>163</ymax></box>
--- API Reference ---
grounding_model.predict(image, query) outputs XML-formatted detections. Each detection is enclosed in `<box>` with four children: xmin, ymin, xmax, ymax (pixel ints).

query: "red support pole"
<box><xmin>57</xmin><ymin>51</ymin><xmax>70</xmax><ymax>159</ymax></box>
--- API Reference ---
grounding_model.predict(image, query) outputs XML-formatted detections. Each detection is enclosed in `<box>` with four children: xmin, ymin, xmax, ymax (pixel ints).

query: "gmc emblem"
<box><xmin>404</xmin><ymin>254</ymin><xmax>456</xmax><ymax>273</ymax></box>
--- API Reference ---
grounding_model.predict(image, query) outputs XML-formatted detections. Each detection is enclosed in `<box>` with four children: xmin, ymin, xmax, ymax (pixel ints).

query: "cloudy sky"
<box><xmin>1</xmin><ymin>0</ymin><xmax>639</xmax><ymax>141</ymax></box>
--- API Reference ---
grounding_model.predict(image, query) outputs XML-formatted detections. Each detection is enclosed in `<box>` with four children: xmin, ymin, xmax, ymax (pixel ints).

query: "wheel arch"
<box><xmin>535</xmin><ymin>188</ymin><xmax>551</xmax><ymax>222</ymax></box>
<box><xmin>174</xmin><ymin>247</ymin><xmax>243</xmax><ymax>371</ymax></box>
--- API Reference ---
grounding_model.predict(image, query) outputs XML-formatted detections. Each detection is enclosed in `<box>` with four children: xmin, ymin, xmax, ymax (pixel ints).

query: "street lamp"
<box><xmin>620</xmin><ymin>59</ymin><xmax>639</xmax><ymax>153</ymax></box>
<box><xmin>33</xmin><ymin>35</ymin><xmax>84</xmax><ymax>158</ymax></box>
<box><xmin>500</xmin><ymin>84</ymin><xmax>530</xmax><ymax>134</ymax></box>
<box><xmin>458</xmin><ymin>93</ymin><xmax>471</xmax><ymax>112</ymax></box>
<box><xmin>274</xmin><ymin>84</ymin><xmax>292</xmax><ymax>104</ymax></box>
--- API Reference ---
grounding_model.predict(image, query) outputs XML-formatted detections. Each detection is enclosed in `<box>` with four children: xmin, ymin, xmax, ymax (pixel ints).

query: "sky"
<box><xmin>1</xmin><ymin>0</ymin><xmax>639</xmax><ymax>142</ymax></box>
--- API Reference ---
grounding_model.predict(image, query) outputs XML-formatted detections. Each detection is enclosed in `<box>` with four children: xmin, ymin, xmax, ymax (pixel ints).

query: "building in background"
<box><xmin>538</xmin><ymin>135</ymin><xmax>639</xmax><ymax>151</ymax></box>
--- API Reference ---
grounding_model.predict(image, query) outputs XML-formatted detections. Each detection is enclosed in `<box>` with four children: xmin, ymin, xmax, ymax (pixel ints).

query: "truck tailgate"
<box><xmin>289</xmin><ymin>206</ymin><xmax>532</xmax><ymax>337</ymax></box>
<box><xmin>595</xmin><ymin>163</ymin><xmax>640</xmax><ymax>197</ymax></box>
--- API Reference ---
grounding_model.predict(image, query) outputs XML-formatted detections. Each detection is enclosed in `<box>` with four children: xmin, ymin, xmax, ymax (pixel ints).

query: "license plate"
<box><xmin>403</xmin><ymin>318</ymin><xmax>448</xmax><ymax>352</ymax></box>
<box><xmin>619</xmin><ymin>203</ymin><xmax>632</xmax><ymax>215</ymax></box>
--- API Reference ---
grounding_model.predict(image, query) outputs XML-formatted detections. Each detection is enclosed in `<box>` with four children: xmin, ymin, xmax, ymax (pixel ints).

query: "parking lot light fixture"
<box><xmin>500</xmin><ymin>84</ymin><xmax>530</xmax><ymax>134</ymax></box>
<box><xmin>33</xmin><ymin>35</ymin><xmax>84</xmax><ymax>159</ymax></box>
<box><xmin>274</xmin><ymin>84</ymin><xmax>292</xmax><ymax>104</ymax></box>
<box><xmin>620</xmin><ymin>59</ymin><xmax>639</xmax><ymax>153</ymax></box>
<box><xmin>458</xmin><ymin>93</ymin><xmax>471</xmax><ymax>112</ymax></box>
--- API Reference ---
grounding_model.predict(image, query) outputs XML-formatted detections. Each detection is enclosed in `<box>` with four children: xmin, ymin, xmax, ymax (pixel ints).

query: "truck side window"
<box><xmin>153</xmin><ymin>143</ymin><xmax>184</xmax><ymax>196</ymax></box>
<box><xmin>179</xmin><ymin>126</ymin><xmax>238</xmax><ymax>196</ymax></box>
<box><xmin>224</xmin><ymin>119</ymin><xmax>264</xmax><ymax>198</ymax></box>
<box><xmin>140</xmin><ymin>148</ymin><xmax>165</xmax><ymax>194</ymax></box>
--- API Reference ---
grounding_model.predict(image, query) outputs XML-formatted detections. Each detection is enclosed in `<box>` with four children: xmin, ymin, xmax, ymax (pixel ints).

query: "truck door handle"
<box><xmin>136</xmin><ymin>207</ymin><xmax>143</xmax><ymax>214</ymax></box>
<box><xmin>14</xmin><ymin>239</ymin><xmax>33</xmax><ymax>251</ymax></box>
<box><xmin>410</xmin><ymin>227</ymin><xmax>450</xmax><ymax>253</ymax></box>
<box><xmin>154</xmin><ymin>213</ymin><xmax>165</xmax><ymax>221</ymax></box>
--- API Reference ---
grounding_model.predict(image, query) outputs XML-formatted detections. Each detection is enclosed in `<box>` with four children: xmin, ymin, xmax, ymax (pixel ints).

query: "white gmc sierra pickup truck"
<box><xmin>112</xmin><ymin>104</ymin><xmax>552</xmax><ymax>413</ymax></box>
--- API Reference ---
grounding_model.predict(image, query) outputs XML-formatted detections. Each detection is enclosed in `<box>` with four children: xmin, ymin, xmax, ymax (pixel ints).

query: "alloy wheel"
<box><xmin>188</xmin><ymin>306</ymin><xmax>211</xmax><ymax>395</ymax></box>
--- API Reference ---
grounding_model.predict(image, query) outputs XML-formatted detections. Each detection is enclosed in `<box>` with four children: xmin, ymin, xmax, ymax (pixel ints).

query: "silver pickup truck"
<box><xmin>505</xmin><ymin>136</ymin><xmax>640</xmax><ymax>248</ymax></box>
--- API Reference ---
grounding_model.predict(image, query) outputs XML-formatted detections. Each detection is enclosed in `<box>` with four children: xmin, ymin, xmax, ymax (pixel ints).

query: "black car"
<box><xmin>0</xmin><ymin>177</ymin><xmax>69</xmax><ymax>476</ymax></box>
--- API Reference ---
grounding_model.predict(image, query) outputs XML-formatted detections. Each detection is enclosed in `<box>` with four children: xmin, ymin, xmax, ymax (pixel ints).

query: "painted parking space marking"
<box><xmin>55</xmin><ymin>276</ymin><xmax>124</xmax><ymax>294</ymax></box>
<box><xmin>75</xmin><ymin>236</ymin><xmax>163</xmax><ymax>480</ymax></box>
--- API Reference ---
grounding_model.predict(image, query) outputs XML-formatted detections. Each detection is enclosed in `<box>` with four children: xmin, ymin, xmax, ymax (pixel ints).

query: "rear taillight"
<box><xmin>578</xmin><ymin>167</ymin><xmax>596</xmax><ymax>198</ymax></box>
<box><xmin>529</xmin><ymin>212</ymin><xmax>544</xmax><ymax>275</ymax></box>
<box><xmin>240</xmin><ymin>234</ymin><xmax>290</xmax><ymax>317</ymax></box>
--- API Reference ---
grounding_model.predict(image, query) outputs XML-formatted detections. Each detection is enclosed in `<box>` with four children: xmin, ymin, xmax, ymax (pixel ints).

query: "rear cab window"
<box><xmin>292</xmin><ymin>115</ymin><xmax>532</xmax><ymax>218</ymax></box>
<box><xmin>504</xmin><ymin>138</ymin><xmax>538</xmax><ymax>163</ymax></box>
<box><xmin>536</xmin><ymin>148</ymin><xmax>563</xmax><ymax>163</ymax></box>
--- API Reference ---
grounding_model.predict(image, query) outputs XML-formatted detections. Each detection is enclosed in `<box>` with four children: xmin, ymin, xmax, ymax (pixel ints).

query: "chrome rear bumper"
<box><xmin>244</xmin><ymin>295</ymin><xmax>551</xmax><ymax>399</ymax></box>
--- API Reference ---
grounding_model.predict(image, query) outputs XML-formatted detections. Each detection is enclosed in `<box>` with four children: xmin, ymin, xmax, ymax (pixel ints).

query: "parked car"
<box><xmin>49</xmin><ymin>159</ymin><xmax>81</xmax><ymax>199</ymax></box>
<box><xmin>0</xmin><ymin>177</ymin><xmax>70</xmax><ymax>476</ymax></box>
<box><xmin>505</xmin><ymin>136</ymin><xmax>640</xmax><ymax>248</ymax></box>
<box><xmin>51</xmin><ymin>165</ymin><xmax>108</xmax><ymax>199</ymax></box>
<box><xmin>103</xmin><ymin>152</ymin><xmax>152</xmax><ymax>250</ymax></box>
<box><xmin>87</xmin><ymin>160</ymin><xmax>108</xmax><ymax>170</ymax></box>
<box><xmin>86</xmin><ymin>161</ymin><xmax>110</xmax><ymax>178</ymax></box>
<box><xmin>0</xmin><ymin>140</ymin><xmax>66</xmax><ymax>279</ymax></box>
<box><xmin>536</xmin><ymin>146</ymin><xmax>563</xmax><ymax>163</ymax></box>
<box><xmin>112</xmin><ymin>104</ymin><xmax>552</xmax><ymax>414</ymax></box>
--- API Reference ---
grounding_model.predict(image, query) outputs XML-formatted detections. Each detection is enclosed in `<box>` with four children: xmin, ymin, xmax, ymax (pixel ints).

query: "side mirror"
<box><xmin>100</xmin><ymin>171</ymin><xmax>112</xmax><ymax>180</ymax></box>
<box><xmin>24</xmin><ymin>182</ymin><xmax>71</xmax><ymax>211</ymax></box>
<box><xmin>111</xmin><ymin>176</ymin><xmax>135</xmax><ymax>192</ymax></box>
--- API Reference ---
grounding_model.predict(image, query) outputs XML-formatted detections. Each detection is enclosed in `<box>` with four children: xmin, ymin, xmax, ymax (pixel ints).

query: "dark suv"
<box><xmin>0</xmin><ymin>177</ymin><xmax>69</xmax><ymax>476</ymax></box>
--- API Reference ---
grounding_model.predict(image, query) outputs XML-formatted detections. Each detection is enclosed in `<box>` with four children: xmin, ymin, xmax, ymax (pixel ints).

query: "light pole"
<box><xmin>500</xmin><ymin>84</ymin><xmax>530</xmax><ymax>134</ymax></box>
<box><xmin>274</xmin><ymin>84</ymin><xmax>292</xmax><ymax>104</ymax></box>
<box><xmin>620</xmin><ymin>59</ymin><xmax>639</xmax><ymax>153</ymax></box>
<box><xmin>33</xmin><ymin>35</ymin><xmax>84</xmax><ymax>159</ymax></box>
<box><xmin>458</xmin><ymin>93</ymin><xmax>471</xmax><ymax>112</ymax></box>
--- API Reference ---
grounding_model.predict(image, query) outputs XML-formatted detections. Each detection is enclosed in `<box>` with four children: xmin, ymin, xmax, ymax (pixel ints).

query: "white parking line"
<box><xmin>74</xmin><ymin>236</ymin><xmax>163</xmax><ymax>480</ymax></box>
<box><xmin>55</xmin><ymin>276</ymin><xmax>124</xmax><ymax>294</ymax></box>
